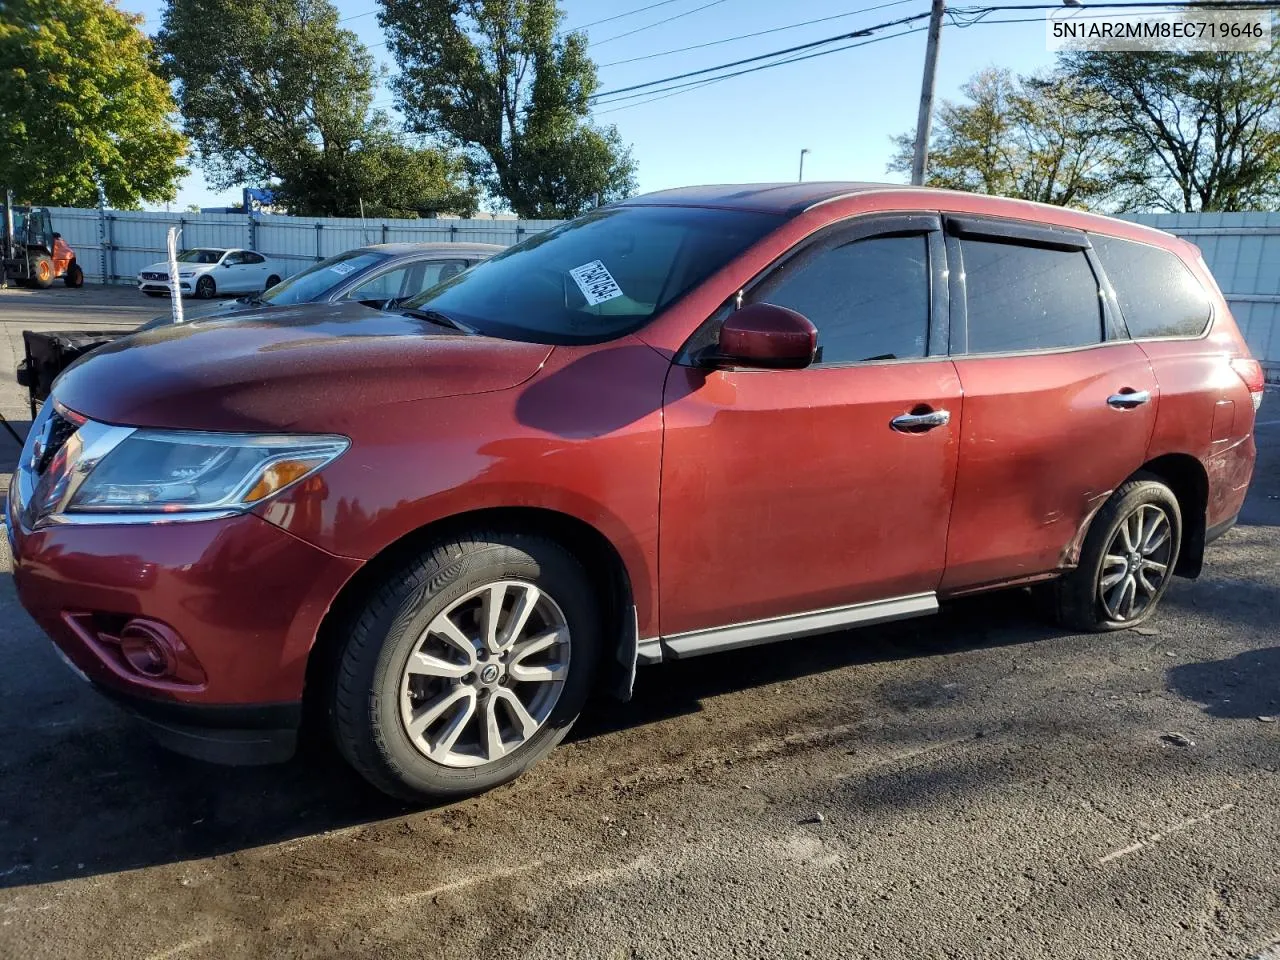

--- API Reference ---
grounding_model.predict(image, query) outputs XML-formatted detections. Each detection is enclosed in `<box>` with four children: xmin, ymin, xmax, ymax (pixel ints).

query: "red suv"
<box><xmin>6</xmin><ymin>184</ymin><xmax>1262</xmax><ymax>801</ymax></box>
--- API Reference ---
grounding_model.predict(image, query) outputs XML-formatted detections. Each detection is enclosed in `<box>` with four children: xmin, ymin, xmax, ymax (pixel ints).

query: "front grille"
<box><xmin>140</xmin><ymin>272</ymin><xmax>167</xmax><ymax>281</ymax></box>
<box><xmin>36</xmin><ymin>409</ymin><xmax>79</xmax><ymax>475</ymax></box>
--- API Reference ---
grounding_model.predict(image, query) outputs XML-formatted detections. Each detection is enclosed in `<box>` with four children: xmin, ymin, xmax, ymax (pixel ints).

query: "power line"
<box><xmin>598</xmin><ymin>0</ymin><xmax>917</xmax><ymax>68</ymax></box>
<box><xmin>590</xmin><ymin>11</ymin><xmax>930</xmax><ymax>100</ymax></box>
<box><xmin>567</xmin><ymin>0</ymin><xmax>690</xmax><ymax>31</ymax></box>
<box><xmin>591</xmin><ymin>0</ymin><xmax>734</xmax><ymax>47</ymax></box>
<box><xmin>596</xmin><ymin>25</ymin><xmax>929</xmax><ymax>111</ymax></box>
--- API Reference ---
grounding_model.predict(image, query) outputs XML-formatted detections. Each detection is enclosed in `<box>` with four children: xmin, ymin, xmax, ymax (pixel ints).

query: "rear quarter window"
<box><xmin>1091</xmin><ymin>235</ymin><xmax>1211</xmax><ymax>339</ymax></box>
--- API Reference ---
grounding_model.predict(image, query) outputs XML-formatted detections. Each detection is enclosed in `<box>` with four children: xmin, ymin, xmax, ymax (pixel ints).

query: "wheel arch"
<box><xmin>1135</xmin><ymin>453</ymin><xmax>1209</xmax><ymax>577</ymax></box>
<box><xmin>305</xmin><ymin>505</ymin><xmax>640</xmax><ymax>723</ymax></box>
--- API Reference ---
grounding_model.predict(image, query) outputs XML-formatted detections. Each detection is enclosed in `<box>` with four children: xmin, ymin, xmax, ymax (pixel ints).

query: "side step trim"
<box><xmin>659</xmin><ymin>592</ymin><xmax>938</xmax><ymax>660</ymax></box>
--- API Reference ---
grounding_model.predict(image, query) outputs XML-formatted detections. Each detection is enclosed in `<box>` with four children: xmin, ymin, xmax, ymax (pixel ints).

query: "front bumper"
<box><xmin>137</xmin><ymin>278</ymin><xmax>194</xmax><ymax>294</ymax></box>
<box><xmin>6</xmin><ymin>485</ymin><xmax>360</xmax><ymax>763</ymax></box>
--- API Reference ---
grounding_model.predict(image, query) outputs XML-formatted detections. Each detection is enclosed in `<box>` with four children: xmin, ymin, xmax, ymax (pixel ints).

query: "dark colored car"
<box><xmin>137</xmin><ymin>242</ymin><xmax>502</xmax><ymax>330</ymax></box>
<box><xmin>5</xmin><ymin>184</ymin><xmax>1262</xmax><ymax>802</ymax></box>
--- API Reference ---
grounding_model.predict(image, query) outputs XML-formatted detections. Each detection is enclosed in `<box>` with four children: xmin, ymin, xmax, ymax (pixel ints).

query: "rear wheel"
<box><xmin>64</xmin><ymin>261</ymin><xmax>84</xmax><ymax>288</ymax></box>
<box><xmin>1054</xmin><ymin>476</ymin><xmax>1181</xmax><ymax>631</ymax></box>
<box><xmin>195</xmin><ymin>275</ymin><xmax>215</xmax><ymax>299</ymax></box>
<box><xmin>331</xmin><ymin>532</ymin><xmax>601</xmax><ymax>802</ymax></box>
<box><xmin>265</xmin><ymin>274</ymin><xmax>281</xmax><ymax>290</ymax></box>
<box><xmin>30</xmin><ymin>254</ymin><xmax>54</xmax><ymax>289</ymax></box>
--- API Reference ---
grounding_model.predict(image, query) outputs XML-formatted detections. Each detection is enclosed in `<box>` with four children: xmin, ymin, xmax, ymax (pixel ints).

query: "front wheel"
<box><xmin>1054</xmin><ymin>476</ymin><xmax>1182</xmax><ymax>631</ymax></box>
<box><xmin>195</xmin><ymin>275</ymin><xmax>216</xmax><ymax>299</ymax></box>
<box><xmin>331</xmin><ymin>532</ymin><xmax>601</xmax><ymax>802</ymax></box>
<box><xmin>30</xmin><ymin>254</ymin><xmax>54</xmax><ymax>289</ymax></box>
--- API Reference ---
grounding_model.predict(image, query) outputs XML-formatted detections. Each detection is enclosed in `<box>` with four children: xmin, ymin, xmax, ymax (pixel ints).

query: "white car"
<box><xmin>136</xmin><ymin>248</ymin><xmax>285</xmax><ymax>299</ymax></box>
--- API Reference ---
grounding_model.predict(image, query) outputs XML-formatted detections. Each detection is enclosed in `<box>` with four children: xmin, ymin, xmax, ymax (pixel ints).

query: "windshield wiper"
<box><xmin>398</xmin><ymin>307</ymin><xmax>474</xmax><ymax>334</ymax></box>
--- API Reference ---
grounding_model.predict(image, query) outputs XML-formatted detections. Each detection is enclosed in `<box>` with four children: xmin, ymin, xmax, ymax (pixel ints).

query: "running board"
<box><xmin>642</xmin><ymin>592</ymin><xmax>939</xmax><ymax>663</ymax></box>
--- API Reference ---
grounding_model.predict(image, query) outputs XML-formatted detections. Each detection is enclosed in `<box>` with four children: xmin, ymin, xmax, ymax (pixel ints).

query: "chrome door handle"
<box><xmin>891</xmin><ymin>409</ymin><xmax>951</xmax><ymax>432</ymax></box>
<box><xmin>1107</xmin><ymin>390</ymin><xmax>1151</xmax><ymax>409</ymax></box>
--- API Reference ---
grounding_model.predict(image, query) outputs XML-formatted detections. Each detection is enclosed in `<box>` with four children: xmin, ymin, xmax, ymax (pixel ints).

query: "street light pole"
<box><xmin>798</xmin><ymin>148</ymin><xmax>810</xmax><ymax>182</ymax></box>
<box><xmin>910</xmin><ymin>0</ymin><xmax>946</xmax><ymax>186</ymax></box>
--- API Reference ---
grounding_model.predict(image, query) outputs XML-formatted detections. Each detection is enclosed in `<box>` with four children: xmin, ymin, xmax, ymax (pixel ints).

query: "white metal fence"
<box><xmin>44</xmin><ymin>206</ymin><xmax>1280</xmax><ymax>374</ymax></box>
<box><xmin>48</xmin><ymin>207</ymin><xmax>562</xmax><ymax>289</ymax></box>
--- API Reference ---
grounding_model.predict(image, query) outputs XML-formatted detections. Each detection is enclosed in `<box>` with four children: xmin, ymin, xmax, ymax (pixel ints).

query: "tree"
<box><xmin>378</xmin><ymin>0</ymin><xmax>638</xmax><ymax>218</ymax></box>
<box><xmin>0</xmin><ymin>0</ymin><xmax>185</xmax><ymax>208</ymax></box>
<box><xmin>158</xmin><ymin>0</ymin><xmax>477</xmax><ymax>217</ymax></box>
<box><xmin>889</xmin><ymin>68</ymin><xmax>1115</xmax><ymax>209</ymax></box>
<box><xmin>1060</xmin><ymin>47</ymin><xmax>1280</xmax><ymax>212</ymax></box>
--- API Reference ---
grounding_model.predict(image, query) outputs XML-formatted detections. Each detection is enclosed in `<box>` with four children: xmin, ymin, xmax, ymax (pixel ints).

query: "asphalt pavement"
<box><xmin>1</xmin><ymin>286</ymin><xmax>1278</xmax><ymax>960</ymax></box>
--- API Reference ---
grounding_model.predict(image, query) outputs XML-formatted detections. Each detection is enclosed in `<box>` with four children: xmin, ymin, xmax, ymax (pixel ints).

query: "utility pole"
<box><xmin>798</xmin><ymin>148</ymin><xmax>810</xmax><ymax>182</ymax></box>
<box><xmin>910</xmin><ymin>0</ymin><xmax>946</xmax><ymax>186</ymax></box>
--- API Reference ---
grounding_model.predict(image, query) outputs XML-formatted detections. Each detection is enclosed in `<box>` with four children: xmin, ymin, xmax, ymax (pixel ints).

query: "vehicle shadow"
<box><xmin>0</xmin><ymin>419</ymin><xmax>29</xmax><ymax>471</ymax></box>
<box><xmin>1166</xmin><ymin>645</ymin><xmax>1280</xmax><ymax>720</ymax></box>
<box><xmin>0</xmin><ymin>588</ymin><xmax>1058</xmax><ymax>890</ymax></box>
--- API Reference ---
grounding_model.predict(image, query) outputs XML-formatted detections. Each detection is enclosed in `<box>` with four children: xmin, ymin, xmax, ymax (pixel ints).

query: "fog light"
<box><xmin>118</xmin><ymin>621</ymin><xmax>178</xmax><ymax>678</ymax></box>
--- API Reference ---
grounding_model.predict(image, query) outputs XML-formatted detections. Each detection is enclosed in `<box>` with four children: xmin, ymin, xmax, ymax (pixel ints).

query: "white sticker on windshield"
<box><xmin>329</xmin><ymin>261</ymin><xmax>356</xmax><ymax>276</ymax></box>
<box><xmin>569</xmin><ymin>260</ymin><xmax>624</xmax><ymax>306</ymax></box>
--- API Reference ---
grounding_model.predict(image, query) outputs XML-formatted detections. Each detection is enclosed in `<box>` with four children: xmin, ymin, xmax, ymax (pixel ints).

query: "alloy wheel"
<box><xmin>398</xmin><ymin>580</ymin><xmax>571</xmax><ymax>768</ymax></box>
<box><xmin>1098</xmin><ymin>503</ymin><xmax>1173</xmax><ymax>622</ymax></box>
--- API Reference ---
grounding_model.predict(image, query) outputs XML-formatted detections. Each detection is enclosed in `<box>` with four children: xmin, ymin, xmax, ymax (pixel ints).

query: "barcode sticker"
<box><xmin>568</xmin><ymin>260</ymin><xmax>624</xmax><ymax>306</ymax></box>
<box><xmin>329</xmin><ymin>262</ymin><xmax>356</xmax><ymax>276</ymax></box>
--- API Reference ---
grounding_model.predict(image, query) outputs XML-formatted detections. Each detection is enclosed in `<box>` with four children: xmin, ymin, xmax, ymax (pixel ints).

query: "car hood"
<box><xmin>54</xmin><ymin>301</ymin><xmax>554</xmax><ymax>432</ymax></box>
<box><xmin>143</xmin><ymin>297</ymin><xmax>260</xmax><ymax>328</ymax></box>
<box><xmin>140</xmin><ymin>260</ymin><xmax>213</xmax><ymax>274</ymax></box>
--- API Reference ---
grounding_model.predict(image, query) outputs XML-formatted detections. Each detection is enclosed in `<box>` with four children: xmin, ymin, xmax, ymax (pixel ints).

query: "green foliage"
<box><xmin>158</xmin><ymin>0</ymin><xmax>477</xmax><ymax>217</ymax></box>
<box><xmin>0</xmin><ymin>0</ymin><xmax>185</xmax><ymax>208</ymax></box>
<box><xmin>889</xmin><ymin>68</ymin><xmax>1115</xmax><ymax>209</ymax></box>
<box><xmin>378</xmin><ymin>0</ymin><xmax>637</xmax><ymax>217</ymax></box>
<box><xmin>895</xmin><ymin>44</ymin><xmax>1280</xmax><ymax>213</ymax></box>
<box><xmin>1060</xmin><ymin>48</ymin><xmax>1280</xmax><ymax>212</ymax></box>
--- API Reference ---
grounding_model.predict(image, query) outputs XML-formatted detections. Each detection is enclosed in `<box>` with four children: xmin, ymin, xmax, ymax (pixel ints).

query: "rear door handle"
<box><xmin>891</xmin><ymin>409</ymin><xmax>951</xmax><ymax>432</ymax></box>
<box><xmin>1107</xmin><ymin>390</ymin><xmax>1151</xmax><ymax>410</ymax></box>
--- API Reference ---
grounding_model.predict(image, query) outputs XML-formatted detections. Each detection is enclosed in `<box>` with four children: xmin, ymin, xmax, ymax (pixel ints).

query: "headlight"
<box><xmin>16</xmin><ymin>405</ymin><xmax>350</xmax><ymax>528</ymax></box>
<box><xmin>68</xmin><ymin>430</ymin><xmax>349</xmax><ymax>514</ymax></box>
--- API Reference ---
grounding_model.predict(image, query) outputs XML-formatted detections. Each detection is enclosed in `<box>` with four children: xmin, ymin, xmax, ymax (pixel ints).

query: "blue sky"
<box><xmin>126</xmin><ymin>0</ymin><xmax>1063</xmax><ymax>210</ymax></box>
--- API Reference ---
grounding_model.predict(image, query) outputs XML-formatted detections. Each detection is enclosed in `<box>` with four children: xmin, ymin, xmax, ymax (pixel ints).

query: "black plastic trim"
<box><xmin>945</xmin><ymin>215</ymin><xmax>1090</xmax><ymax>251</ymax></box>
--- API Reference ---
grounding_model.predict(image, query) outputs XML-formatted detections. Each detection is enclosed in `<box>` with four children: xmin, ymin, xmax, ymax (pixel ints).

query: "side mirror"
<box><xmin>711</xmin><ymin>302</ymin><xmax>817</xmax><ymax>370</ymax></box>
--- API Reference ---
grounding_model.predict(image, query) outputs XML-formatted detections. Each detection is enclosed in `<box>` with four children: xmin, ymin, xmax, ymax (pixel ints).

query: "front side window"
<box><xmin>262</xmin><ymin>251</ymin><xmax>388</xmax><ymax>305</ymax></box>
<box><xmin>402</xmin><ymin>206</ymin><xmax>784</xmax><ymax>344</ymax></box>
<box><xmin>1092</xmin><ymin>235</ymin><xmax>1211</xmax><ymax>339</ymax></box>
<box><xmin>242</xmin><ymin>252</ymin><xmax>265</xmax><ymax>265</ymax></box>
<box><xmin>754</xmin><ymin>234</ymin><xmax>930</xmax><ymax>364</ymax></box>
<box><xmin>344</xmin><ymin>260</ymin><xmax>468</xmax><ymax>302</ymax></box>
<box><xmin>176</xmin><ymin>249</ymin><xmax>225</xmax><ymax>264</ymax></box>
<box><xmin>223</xmin><ymin>251</ymin><xmax>247</xmax><ymax>266</ymax></box>
<box><xmin>960</xmin><ymin>239</ymin><xmax>1102</xmax><ymax>353</ymax></box>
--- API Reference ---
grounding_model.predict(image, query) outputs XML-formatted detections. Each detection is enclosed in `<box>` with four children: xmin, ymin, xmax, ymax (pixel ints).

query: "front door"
<box><xmin>658</xmin><ymin>214</ymin><xmax>963</xmax><ymax>644</ymax></box>
<box><xmin>939</xmin><ymin>217</ymin><xmax>1160</xmax><ymax>591</ymax></box>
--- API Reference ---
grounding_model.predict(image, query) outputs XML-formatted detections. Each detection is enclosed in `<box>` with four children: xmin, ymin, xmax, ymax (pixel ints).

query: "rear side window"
<box><xmin>759</xmin><ymin>235</ymin><xmax>930</xmax><ymax>364</ymax></box>
<box><xmin>960</xmin><ymin>239</ymin><xmax>1102</xmax><ymax>353</ymax></box>
<box><xmin>1092</xmin><ymin>235</ymin><xmax>1211</xmax><ymax>339</ymax></box>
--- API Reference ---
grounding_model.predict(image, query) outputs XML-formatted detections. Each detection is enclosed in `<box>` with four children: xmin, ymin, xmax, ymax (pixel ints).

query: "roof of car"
<box><xmin>617</xmin><ymin>182</ymin><xmax>897</xmax><ymax>215</ymax></box>
<box><xmin>361</xmin><ymin>242</ymin><xmax>506</xmax><ymax>257</ymax></box>
<box><xmin>616</xmin><ymin>182</ymin><xmax>1187</xmax><ymax>249</ymax></box>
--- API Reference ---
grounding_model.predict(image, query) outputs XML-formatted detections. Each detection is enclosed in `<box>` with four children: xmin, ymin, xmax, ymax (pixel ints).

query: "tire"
<box><xmin>1053</xmin><ymin>475</ymin><xmax>1182</xmax><ymax>632</ymax></box>
<box><xmin>30</xmin><ymin>254</ymin><xmax>54</xmax><ymax>289</ymax></box>
<box><xmin>265</xmin><ymin>275</ymin><xmax>281</xmax><ymax>290</ymax></box>
<box><xmin>195</xmin><ymin>275</ymin><xmax>216</xmax><ymax>299</ymax></box>
<box><xmin>331</xmin><ymin>532</ymin><xmax>601</xmax><ymax>802</ymax></box>
<box><xmin>64</xmin><ymin>261</ymin><xmax>84</xmax><ymax>288</ymax></box>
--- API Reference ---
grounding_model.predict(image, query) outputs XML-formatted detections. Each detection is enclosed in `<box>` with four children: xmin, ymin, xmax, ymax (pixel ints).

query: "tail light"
<box><xmin>1230</xmin><ymin>357</ymin><xmax>1265</xmax><ymax>411</ymax></box>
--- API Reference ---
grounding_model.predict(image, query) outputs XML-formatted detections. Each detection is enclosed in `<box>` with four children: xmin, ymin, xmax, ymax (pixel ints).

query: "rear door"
<box><xmin>940</xmin><ymin>216</ymin><xmax>1159</xmax><ymax>591</ymax></box>
<box><xmin>659</xmin><ymin>214</ymin><xmax>964</xmax><ymax>642</ymax></box>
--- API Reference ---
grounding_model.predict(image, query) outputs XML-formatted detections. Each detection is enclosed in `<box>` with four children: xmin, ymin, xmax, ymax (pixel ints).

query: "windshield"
<box><xmin>176</xmin><ymin>249</ymin><xmax>225</xmax><ymax>264</ymax></box>
<box><xmin>263</xmin><ymin>250</ymin><xmax>388</xmax><ymax>305</ymax></box>
<box><xmin>402</xmin><ymin>206</ymin><xmax>784</xmax><ymax>344</ymax></box>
